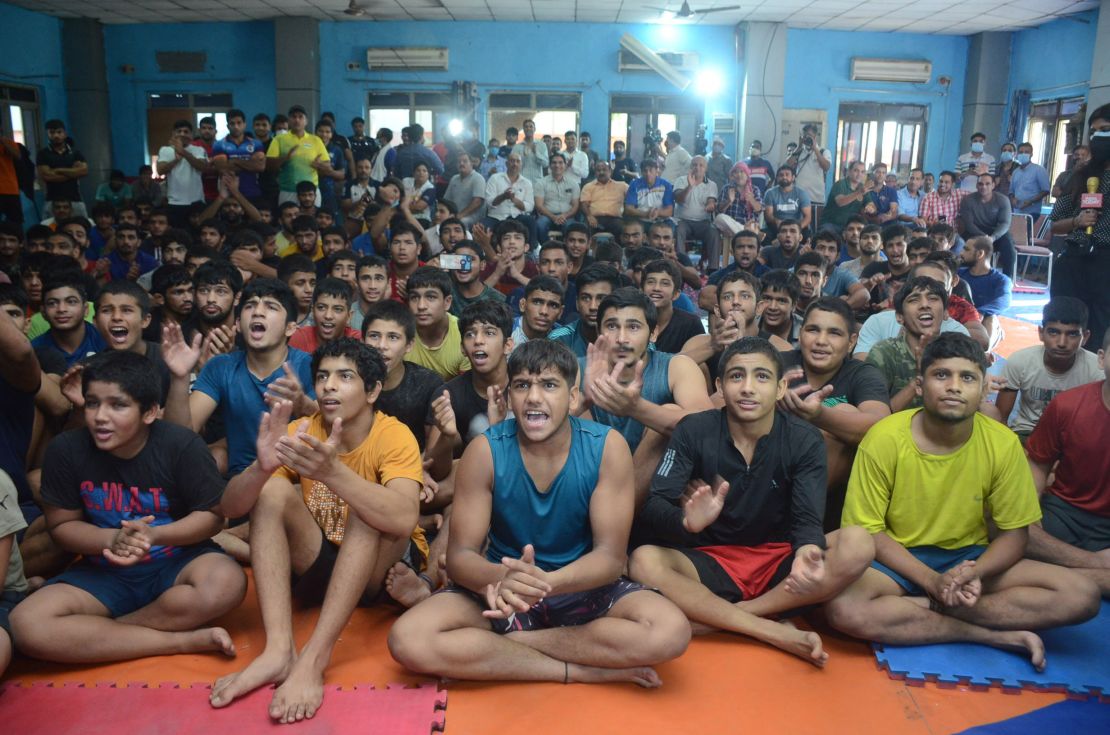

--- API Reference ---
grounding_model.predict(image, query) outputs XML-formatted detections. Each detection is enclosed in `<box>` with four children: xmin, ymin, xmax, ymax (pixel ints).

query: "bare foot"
<box><xmin>768</xmin><ymin>621</ymin><xmax>828</xmax><ymax>667</ymax></box>
<box><xmin>25</xmin><ymin>576</ymin><xmax>45</xmax><ymax>593</ymax></box>
<box><xmin>197</xmin><ymin>627</ymin><xmax>237</xmax><ymax>657</ymax></box>
<box><xmin>386</xmin><ymin>562</ymin><xmax>433</xmax><ymax>608</ymax></box>
<box><xmin>210</xmin><ymin>649</ymin><xmax>293</xmax><ymax>708</ymax></box>
<box><xmin>269</xmin><ymin>660</ymin><xmax>326</xmax><ymax>723</ymax></box>
<box><xmin>994</xmin><ymin>630</ymin><xmax>1046</xmax><ymax>672</ymax></box>
<box><xmin>568</xmin><ymin>663</ymin><xmax>662</xmax><ymax>688</ymax></box>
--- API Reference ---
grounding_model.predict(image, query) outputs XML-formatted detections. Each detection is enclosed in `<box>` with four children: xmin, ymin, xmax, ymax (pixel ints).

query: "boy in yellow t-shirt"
<box><xmin>209</xmin><ymin>338</ymin><xmax>425</xmax><ymax>723</ymax></box>
<box><xmin>404</xmin><ymin>266</ymin><xmax>472</xmax><ymax>381</ymax></box>
<box><xmin>827</xmin><ymin>333</ymin><xmax>1099</xmax><ymax>672</ymax></box>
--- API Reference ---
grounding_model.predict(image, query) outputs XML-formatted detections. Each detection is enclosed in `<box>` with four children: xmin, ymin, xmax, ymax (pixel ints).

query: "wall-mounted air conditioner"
<box><xmin>618</xmin><ymin>34</ymin><xmax>691</xmax><ymax>90</ymax></box>
<box><xmin>618</xmin><ymin>48</ymin><xmax>699</xmax><ymax>73</ymax></box>
<box><xmin>366</xmin><ymin>47</ymin><xmax>449</xmax><ymax>71</ymax></box>
<box><xmin>850</xmin><ymin>58</ymin><xmax>932</xmax><ymax>83</ymax></box>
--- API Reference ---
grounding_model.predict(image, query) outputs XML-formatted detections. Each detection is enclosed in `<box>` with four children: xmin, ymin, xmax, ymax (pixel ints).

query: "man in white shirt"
<box><xmin>481</xmin><ymin>151</ymin><xmax>537</xmax><ymax>246</ymax></box>
<box><xmin>157</xmin><ymin>119</ymin><xmax>209</xmax><ymax>228</ymax></box>
<box><xmin>661</xmin><ymin>131</ymin><xmax>693</xmax><ymax>184</ymax></box>
<box><xmin>534</xmin><ymin>154</ymin><xmax>581</xmax><ymax>243</ymax></box>
<box><xmin>956</xmin><ymin>132</ymin><xmax>997</xmax><ymax>193</ymax></box>
<box><xmin>790</xmin><ymin>124</ymin><xmax>832</xmax><ymax>207</ymax></box>
<box><xmin>443</xmin><ymin>153</ymin><xmax>486</xmax><ymax>228</ymax></box>
<box><xmin>562</xmin><ymin>131</ymin><xmax>590</xmax><ymax>184</ymax></box>
<box><xmin>674</xmin><ymin>156</ymin><xmax>720</xmax><ymax>270</ymax></box>
<box><xmin>512</xmin><ymin>119</ymin><xmax>548</xmax><ymax>185</ymax></box>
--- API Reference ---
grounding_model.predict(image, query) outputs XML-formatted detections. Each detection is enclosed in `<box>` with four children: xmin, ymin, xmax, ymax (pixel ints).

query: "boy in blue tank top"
<box><xmin>579</xmin><ymin>287</ymin><xmax>712</xmax><ymax>506</ymax></box>
<box><xmin>389</xmin><ymin>340</ymin><xmax>690</xmax><ymax>687</ymax></box>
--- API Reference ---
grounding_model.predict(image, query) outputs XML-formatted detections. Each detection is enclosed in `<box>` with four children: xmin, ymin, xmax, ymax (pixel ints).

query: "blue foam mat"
<box><xmin>873</xmin><ymin>601</ymin><xmax>1110</xmax><ymax>696</ymax></box>
<box><xmin>955</xmin><ymin>699</ymin><xmax>1110</xmax><ymax>734</ymax></box>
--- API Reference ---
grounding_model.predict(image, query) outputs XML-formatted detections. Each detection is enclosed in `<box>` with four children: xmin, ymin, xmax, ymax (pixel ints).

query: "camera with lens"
<box><xmin>643</xmin><ymin>127</ymin><xmax>663</xmax><ymax>147</ymax></box>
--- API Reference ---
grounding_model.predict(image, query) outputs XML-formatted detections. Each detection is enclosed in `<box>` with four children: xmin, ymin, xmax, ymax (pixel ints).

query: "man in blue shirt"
<box><xmin>211</xmin><ymin>108</ymin><xmax>265</xmax><ymax>203</ymax></box>
<box><xmin>163</xmin><ymin>278</ymin><xmax>317</xmax><ymax>478</ymax></box>
<box><xmin>959</xmin><ymin>236</ymin><xmax>1012</xmax><ymax>351</ymax></box>
<box><xmin>1009</xmin><ymin>142</ymin><xmax>1051</xmax><ymax>216</ymax></box>
<box><xmin>31</xmin><ymin>272</ymin><xmax>106</xmax><ymax>367</ymax></box>
<box><xmin>624</xmin><ymin>159</ymin><xmax>674</xmax><ymax>226</ymax></box>
<box><xmin>896</xmin><ymin>168</ymin><xmax>927</xmax><ymax>230</ymax></box>
<box><xmin>104</xmin><ymin>223</ymin><xmax>158</xmax><ymax>282</ymax></box>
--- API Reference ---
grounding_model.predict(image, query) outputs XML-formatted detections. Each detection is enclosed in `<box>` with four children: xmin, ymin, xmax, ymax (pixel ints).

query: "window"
<box><xmin>0</xmin><ymin>84</ymin><xmax>41</xmax><ymax>155</ymax></box>
<box><xmin>1025</xmin><ymin>97</ymin><xmax>1085</xmax><ymax>199</ymax></box>
<box><xmin>487</xmin><ymin>92</ymin><xmax>580</xmax><ymax>147</ymax></box>
<box><xmin>609</xmin><ymin>94</ymin><xmax>703</xmax><ymax>162</ymax></box>
<box><xmin>367</xmin><ymin>91</ymin><xmax>453</xmax><ymax>145</ymax></box>
<box><xmin>836</xmin><ymin>103</ymin><xmax>927</xmax><ymax>180</ymax></box>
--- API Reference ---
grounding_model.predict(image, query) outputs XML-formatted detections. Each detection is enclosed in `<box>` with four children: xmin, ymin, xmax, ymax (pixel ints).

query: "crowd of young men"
<box><xmin>1</xmin><ymin>112</ymin><xmax>1107</xmax><ymax>726</ymax></box>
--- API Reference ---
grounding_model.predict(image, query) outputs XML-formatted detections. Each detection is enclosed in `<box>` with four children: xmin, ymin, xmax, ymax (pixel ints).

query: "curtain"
<box><xmin>1007</xmin><ymin>89</ymin><xmax>1031</xmax><ymax>144</ymax></box>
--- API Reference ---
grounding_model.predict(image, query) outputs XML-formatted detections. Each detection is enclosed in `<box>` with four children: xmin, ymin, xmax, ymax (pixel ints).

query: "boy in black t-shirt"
<box><xmin>642</xmin><ymin>258</ymin><xmax>704</xmax><ymax>354</ymax></box>
<box><xmin>9</xmin><ymin>350</ymin><xmax>245</xmax><ymax>664</ymax></box>
<box><xmin>630</xmin><ymin>337</ymin><xmax>873</xmax><ymax>666</ymax></box>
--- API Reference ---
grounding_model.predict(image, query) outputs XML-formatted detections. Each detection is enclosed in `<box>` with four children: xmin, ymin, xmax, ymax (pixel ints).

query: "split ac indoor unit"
<box><xmin>850</xmin><ymin>58</ymin><xmax>932</xmax><ymax>83</ymax></box>
<box><xmin>366</xmin><ymin>47</ymin><xmax>449</xmax><ymax>71</ymax></box>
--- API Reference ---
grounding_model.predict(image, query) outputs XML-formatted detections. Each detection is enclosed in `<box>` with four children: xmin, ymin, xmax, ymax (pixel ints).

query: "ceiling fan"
<box><xmin>648</xmin><ymin>1</ymin><xmax>742</xmax><ymax>19</ymax></box>
<box><xmin>343</xmin><ymin>0</ymin><xmax>367</xmax><ymax>17</ymax></box>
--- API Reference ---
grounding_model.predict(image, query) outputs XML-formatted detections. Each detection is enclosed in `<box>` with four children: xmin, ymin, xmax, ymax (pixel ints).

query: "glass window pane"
<box><xmin>197</xmin><ymin>112</ymin><xmax>228</xmax><ymax>139</ymax></box>
<box><xmin>414</xmin><ymin>110</ymin><xmax>433</xmax><ymax>143</ymax></box>
<box><xmin>369</xmin><ymin>108</ymin><xmax>413</xmax><ymax>137</ymax></box>
<box><xmin>610</xmin><ymin>113</ymin><xmax>628</xmax><ymax>155</ymax></box>
<box><xmin>9</xmin><ymin>105</ymin><xmax>25</xmax><ymax>145</ymax></box>
<box><xmin>657</xmin><ymin>114</ymin><xmax>678</xmax><ymax>136</ymax></box>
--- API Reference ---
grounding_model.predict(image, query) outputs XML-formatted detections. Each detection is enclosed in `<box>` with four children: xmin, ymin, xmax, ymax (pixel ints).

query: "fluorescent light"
<box><xmin>448</xmin><ymin>118</ymin><xmax>463</xmax><ymax>137</ymax></box>
<box><xmin>695</xmin><ymin>67</ymin><xmax>723</xmax><ymax>96</ymax></box>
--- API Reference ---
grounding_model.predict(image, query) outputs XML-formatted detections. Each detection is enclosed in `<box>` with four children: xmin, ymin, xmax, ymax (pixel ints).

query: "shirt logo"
<box><xmin>657</xmin><ymin>449</ymin><xmax>676</xmax><ymax>476</ymax></box>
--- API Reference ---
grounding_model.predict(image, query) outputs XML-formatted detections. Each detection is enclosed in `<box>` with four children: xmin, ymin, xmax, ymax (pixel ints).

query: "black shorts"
<box><xmin>1041</xmin><ymin>493</ymin><xmax>1110</xmax><ymax>552</ymax></box>
<box><xmin>442</xmin><ymin>577</ymin><xmax>649</xmax><ymax>634</ymax></box>
<box><xmin>292</xmin><ymin>528</ymin><xmax>426</xmax><ymax>607</ymax></box>
<box><xmin>677</xmin><ymin>546</ymin><xmax>795</xmax><ymax>604</ymax></box>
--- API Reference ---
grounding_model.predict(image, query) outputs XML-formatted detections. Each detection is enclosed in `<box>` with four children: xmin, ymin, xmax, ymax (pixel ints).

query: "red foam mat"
<box><xmin>0</xmin><ymin>681</ymin><xmax>446</xmax><ymax>735</ymax></box>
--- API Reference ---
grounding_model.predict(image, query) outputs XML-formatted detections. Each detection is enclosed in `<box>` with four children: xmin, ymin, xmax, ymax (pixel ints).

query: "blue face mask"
<box><xmin>1015</xmin><ymin>153</ymin><xmax>1031</xmax><ymax>165</ymax></box>
<box><xmin>971</xmin><ymin>141</ymin><xmax>985</xmax><ymax>153</ymax></box>
<box><xmin>1000</xmin><ymin>151</ymin><xmax>1013</xmax><ymax>162</ymax></box>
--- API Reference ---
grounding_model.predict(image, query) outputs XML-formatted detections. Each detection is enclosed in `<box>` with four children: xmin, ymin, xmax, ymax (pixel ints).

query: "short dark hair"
<box><xmin>451</xmin><ymin>240</ymin><xmax>484</xmax><ymax>261</ymax></box>
<box><xmin>226</xmin><ymin>108</ymin><xmax>246</xmax><ymax>122</ymax></box>
<box><xmin>356</xmin><ymin>254</ymin><xmax>389</xmax><ymax>273</ymax></box>
<box><xmin>363</xmin><ymin>299</ymin><xmax>415</xmax><ymax>342</ymax></box>
<box><xmin>278</xmin><ymin>253</ymin><xmax>315</xmax><ymax>281</ymax></box>
<box><xmin>292</xmin><ymin>215</ymin><xmax>318</xmax><ymax>234</ymax></box>
<box><xmin>313</xmin><ymin>276</ymin><xmax>353</xmax><ymax>306</ymax></box>
<box><xmin>45</xmin><ymin>119</ymin><xmax>66</xmax><ymax>131</ymax></box>
<box><xmin>795</xmin><ymin>250</ymin><xmax>827</xmax><ymax>272</ymax></box>
<box><xmin>968</xmin><ymin>235</ymin><xmax>994</xmax><ymax>259</ymax></box>
<box><xmin>150</xmin><ymin>264</ymin><xmax>193</xmax><ymax>296</ymax></box>
<box><xmin>295</xmin><ymin>181</ymin><xmax>317</xmax><ymax>194</ymax></box>
<box><xmin>237</xmin><ymin>278</ymin><xmax>296</xmax><ymax>321</ymax></box>
<box><xmin>539</xmin><ymin>240</ymin><xmax>570</xmax><ymax>260</ymax></box>
<box><xmin>523</xmin><ymin>275</ymin><xmax>565</xmax><ymax>302</ymax></box>
<box><xmin>58</xmin><ymin>216</ymin><xmax>90</xmax><ymax>237</ymax></box>
<box><xmin>920</xmin><ymin>332</ymin><xmax>988</xmax><ymax>376</ymax></box>
<box><xmin>564</xmin><ymin>222</ymin><xmax>590</xmax><ymax>240</ymax></box>
<box><xmin>970</xmin><ymin>132</ymin><xmax>986</xmax><ymax>141</ymax></box>
<box><xmin>172</xmin><ymin>119</ymin><xmax>193</xmax><ymax>132</ymax></box>
<box><xmin>814</xmin><ymin>229</ymin><xmax>842</xmax><ymax>248</ymax></box>
<box><xmin>803</xmin><ymin>296</ymin><xmax>855</xmax><ymax>333</ymax></box>
<box><xmin>926</xmin><ymin>222</ymin><xmax>957</xmax><ymax>241</ymax></box>
<box><xmin>82</xmin><ymin>349</ymin><xmax>162</xmax><ymax>413</ymax></box>
<box><xmin>881</xmin><ymin>224</ymin><xmax>910</xmax><ymax>244</ymax></box>
<box><xmin>575</xmin><ymin>263</ymin><xmax>622</xmax><ymax>292</ymax></box>
<box><xmin>325</xmin><ymin>248</ymin><xmax>359</xmax><ymax>272</ymax></box>
<box><xmin>459</xmin><ymin>300</ymin><xmax>513</xmax><ymax>341</ymax></box>
<box><xmin>777</xmin><ymin>218</ymin><xmax>801</xmax><ymax>232</ymax></box>
<box><xmin>760</xmin><ymin>269</ymin><xmax>801</xmax><ymax>304</ymax></box>
<box><xmin>96</xmin><ymin>279</ymin><xmax>151</xmax><ymax>316</ymax></box>
<box><xmin>907</xmin><ymin>236</ymin><xmax>935</xmax><ymax>254</ymax></box>
<box><xmin>894</xmin><ymin>276</ymin><xmax>948</xmax><ymax>314</ymax></box>
<box><xmin>717</xmin><ymin>269</ymin><xmax>762</xmax><ymax>303</ymax></box>
<box><xmin>389</xmin><ymin>220</ymin><xmax>423</xmax><ymax>245</ymax></box>
<box><xmin>43</xmin><ymin>271</ymin><xmax>89</xmax><ymax>303</ymax></box>
<box><xmin>507</xmin><ymin>338</ymin><xmax>578</xmax><ymax>385</ymax></box>
<box><xmin>717</xmin><ymin>336</ymin><xmax>784</xmax><ymax>380</ymax></box>
<box><xmin>406</xmin><ymin>266</ymin><xmax>452</xmax><ymax>298</ymax></box>
<box><xmin>0</xmin><ymin>284</ymin><xmax>29</xmax><ymax>311</ymax></box>
<box><xmin>312</xmin><ymin>337</ymin><xmax>386</xmax><ymax>393</ymax></box>
<box><xmin>923</xmin><ymin>250</ymin><xmax>959</xmax><ymax>278</ymax></box>
<box><xmin>860</xmin><ymin>224</ymin><xmax>882</xmax><ymax>239</ymax></box>
<box><xmin>594</xmin><ymin>239</ymin><xmax>623</xmax><ymax>266</ymax></box>
<box><xmin>253</xmin><ymin>112</ymin><xmax>271</xmax><ymax>123</ymax></box>
<box><xmin>1042</xmin><ymin>296</ymin><xmax>1089</xmax><ymax>329</ymax></box>
<box><xmin>597</xmin><ymin>287</ymin><xmax>657</xmax><ymax>332</ymax></box>
<box><xmin>227</xmin><ymin>230</ymin><xmax>262</xmax><ymax>256</ymax></box>
<box><xmin>731</xmin><ymin>230</ymin><xmax>761</xmax><ymax>250</ymax></box>
<box><xmin>194</xmin><ymin>259</ymin><xmax>243</xmax><ymax>293</ymax></box>
<box><xmin>938</xmin><ymin>169</ymin><xmax>958</xmax><ymax>182</ymax></box>
<box><xmin>641</xmin><ymin>258</ymin><xmax>682</xmax><ymax>291</ymax></box>
<box><xmin>439</xmin><ymin>216</ymin><xmax>465</xmax><ymax>235</ymax></box>
<box><xmin>493</xmin><ymin>218</ymin><xmax>529</xmax><ymax>247</ymax></box>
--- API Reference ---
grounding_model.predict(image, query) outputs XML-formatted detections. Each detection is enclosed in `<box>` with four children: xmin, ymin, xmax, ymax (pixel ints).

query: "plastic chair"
<box><xmin>1012</xmin><ymin>212</ymin><xmax>1052</xmax><ymax>291</ymax></box>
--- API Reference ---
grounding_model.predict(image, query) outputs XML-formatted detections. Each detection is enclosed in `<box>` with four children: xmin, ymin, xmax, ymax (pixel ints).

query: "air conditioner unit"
<box><xmin>712</xmin><ymin>113</ymin><xmax>736</xmax><ymax>135</ymax></box>
<box><xmin>850</xmin><ymin>58</ymin><xmax>932</xmax><ymax>83</ymax></box>
<box><xmin>366</xmin><ymin>47</ymin><xmax>448</xmax><ymax>71</ymax></box>
<box><xmin>618</xmin><ymin>34</ymin><xmax>691</xmax><ymax>91</ymax></box>
<box><xmin>618</xmin><ymin>48</ymin><xmax>699</xmax><ymax>73</ymax></box>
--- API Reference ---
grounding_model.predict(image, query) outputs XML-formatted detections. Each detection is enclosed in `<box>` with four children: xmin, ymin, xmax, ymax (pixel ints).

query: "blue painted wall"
<box><xmin>784</xmin><ymin>28</ymin><xmax>969</xmax><ymax>186</ymax></box>
<box><xmin>103</xmin><ymin>21</ymin><xmax>277</xmax><ymax>172</ymax></box>
<box><xmin>0</xmin><ymin>3</ymin><xmax>67</xmax><ymax>136</ymax></box>
<box><xmin>317</xmin><ymin>21</ymin><xmax>739</xmax><ymax>155</ymax></box>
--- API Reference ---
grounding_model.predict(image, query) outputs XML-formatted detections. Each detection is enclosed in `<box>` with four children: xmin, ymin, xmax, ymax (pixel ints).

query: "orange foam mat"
<box><xmin>995</xmin><ymin>316</ymin><xmax>1040</xmax><ymax>360</ymax></box>
<box><xmin>3</xmin><ymin>572</ymin><xmax>1062</xmax><ymax>734</ymax></box>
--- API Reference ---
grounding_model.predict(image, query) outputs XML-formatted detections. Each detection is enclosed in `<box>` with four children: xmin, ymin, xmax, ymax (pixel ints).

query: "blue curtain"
<box><xmin>1007</xmin><ymin>89</ymin><xmax>1031</xmax><ymax>144</ymax></box>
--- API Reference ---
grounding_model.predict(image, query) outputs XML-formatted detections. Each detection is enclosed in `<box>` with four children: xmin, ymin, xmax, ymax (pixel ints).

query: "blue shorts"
<box><xmin>443</xmin><ymin>577</ymin><xmax>648</xmax><ymax>634</ymax></box>
<box><xmin>872</xmin><ymin>545</ymin><xmax>988</xmax><ymax>596</ymax></box>
<box><xmin>46</xmin><ymin>543</ymin><xmax>224</xmax><ymax>618</ymax></box>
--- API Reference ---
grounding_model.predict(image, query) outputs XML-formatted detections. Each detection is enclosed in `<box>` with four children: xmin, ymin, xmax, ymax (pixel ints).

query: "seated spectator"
<box><xmin>960</xmin><ymin>173</ymin><xmax>1014</xmax><ymax>279</ymax></box>
<box><xmin>864</xmin><ymin>163</ymin><xmax>899</xmax><ymax>225</ymax></box>
<box><xmin>133</xmin><ymin>164</ymin><xmax>163</xmax><ymax>207</ymax></box>
<box><xmin>405</xmin><ymin>266</ymin><xmax>471</xmax><ymax>381</ymax></box>
<box><xmin>759</xmin><ymin>219</ymin><xmax>803</xmax><ymax>271</ymax></box>
<box><xmin>443</xmin><ymin>154</ymin><xmax>485</xmax><ymax>228</ymax></box>
<box><xmin>99</xmin><ymin>223</ymin><xmax>157</xmax><ymax>284</ymax></box>
<box><xmin>446</xmin><ymin>241</ymin><xmax>503</xmax><ymax>316</ymax></box>
<box><xmin>563</xmin><ymin>222</ymin><xmax>594</xmax><ymax>279</ymax></box>
<box><xmin>31</xmin><ymin>272</ymin><xmax>106</xmax><ymax>367</ymax></box>
<box><xmin>646</xmin><ymin>220</ymin><xmax>701</xmax><ymax>295</ymax></box>
<box><xmin>996</xmin><ymin>297</ymin><xmax>1102</xmax><ymax>440</ymax></box>
<box><xmin>402</xmin><ymin>162</ymin><xmax>436</xmax><ymax>226</ymax></box>
<box><xmin>758</xmin><ymin>269</ymin><xmax>803</xmax><ymax>346</ymax></box>
<box><xmin>534</xmin><ymin>154</ymin><xmax>581</xmax><ymax>243</ymax></box>
<box><xmin>860</xmin><ymin>224</ymin><xmax>914</xmax><ymax>316</ymax></box>
<box><xmin>93</xmin><ymin>281</ymin><xmax>168</xmax><ymax>382</ymax></box>
<box><xmin>630</xmin><ymin>336</ymin><xmax>873</xmax><ymax>665</ymax></box>
<box><xmin>841</xmin><ymin>222</ymin><xmax>881</xmax><ymax>279</ymax></box>
<box><xmin>793</xmin><ymin>250</ymin><xmax>830</xmax><ymax>316</ymax></box>
<box><xmin>580</xmin><ymin>161</ymin><xmax>628</xmax><ymax>238</ymax></box>
<box><xmin>480</xmin><ymin>219</ymin><xmax>536</xmax><ymax>297</ymax></box>
<box><xmin>10</xmin><ymin>350</ymin><xmax>245</xmax><ymax>666</ymax></box>
<box><xmin>759</xmin><ymin>164</ymin><xmax>809</xmax><ymax>239</ymax></box>
<box><xmin>277</xmin><ymin>254</ymin><xmax>316</xmax><ymax>328</ymax></box>
<box><xmin>510</xmin><ymin>275</ymin><xmax>564</xmax><ymax>349</ymax></box>
<box><xmin>507</xmin><ymin>240</ymin><xmax>576</xmax><ymax>322</ymax></box>
<box><xmin>385</xmin><ymin>221</ymin><xmax>424</xmax><ymax>303</ymax></box>
<box><xmin>811</xmin><ymin>231</ymin><xmax>868</xmax><ymax>310</ymax></box>
<box><xmin>94</xmin><ymin>169</ymin><xmax>132</xmax><ymax>209</ymax></box>
<box><xmin>828</xmin><ymin>333</ymin><xmax>1100</xmax><ymax>667</ymax></box>
<box><xmin>1024</xmin><ymin>326</ymin><xmax>1110</xmax><ymax>596</ymax></box>
<box><xmin>823</xmin><ymin>161</ymin><xmax>874</xmax><ymax>230</ymax></box>
<box><xmin>549</xmin><ymin>263</ymin><xmax>622</xmax><ymax>359</ymax></box>
<box><xmin>922</xmin><ymin>251</ymin><xmax>981</xmax><ymax>328</ymax></box>
<box><xmin>482</xmin><ymin>152</ymin><xmax>537</xmax><ymax>247</ymax></box>
<box><xmin>673</xmin><ymin>156</ymin><xmax>720</xmax><ymax>269</ymax></box>
<box><xmin>625</xmin><ymin>159</ymin><xmax>675</xmax><ymax>225</ymax></box>
<box><xmin>0</xmin><ymin>468</ymin><xmax>27</xmax><ymax>677</ymax></box>
<box><xmin>699</xmin><ymin>229</ymin><xmax>767</xmax><ymax>311</ymax></box>
<box><xmin>896</xmin><ymin>168</ymin><xmax>927</xmax><ymax>230</ymax></box>
<box><xmin>288</xmin><ymin>277</ymin><xmax>361</xmax><ymax>354</ymax></box>
<box><xmin>641</xmin><ymin>258</ymin><xmax>704</xmax><ymax>354</ymax></box>
<box><xmin>839</xmin><ymin>216</ymin><xmax>866</xmax><ymax>265</ymax></box>
<box><xmin>919</xmin><ymin>170</ymin><xmax>965</xmax><ymax>227</ymax></box>
<box><xmin>927</xmin><ymin>221</ymin><xmax>962</xmax><ymax>255</ymax></box>
<box><xmin>714</xmin><ymin>162</ymin><xmax>766</xmax><ymax>245</ymax></box>
<box><xmin>143</xmin><ymin>264</ymin><xmax>193</xmax><ymax>343</ymax></box>
<box><xmin>959</xmin><ymin>236</ymin><xmax>1012</xmax><ymax>350</ymax></box>
<box><xmin>905</xmin><ymin>235</ymin><xmax>936</xmax><ymax>268</ymax></box>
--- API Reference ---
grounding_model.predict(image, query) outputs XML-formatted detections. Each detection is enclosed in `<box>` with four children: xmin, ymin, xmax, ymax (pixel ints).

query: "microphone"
<box><xmin>1081</xmin><ymin>177</ymin><xmax>1102</xmax><ymax>235</ymax></box>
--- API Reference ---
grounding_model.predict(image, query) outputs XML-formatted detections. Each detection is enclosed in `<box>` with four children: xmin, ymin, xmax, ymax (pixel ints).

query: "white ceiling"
<box><xmin>7</xmin><ymin>0</ymin><xmax>1100</xmax><ymax>34</ymax></box>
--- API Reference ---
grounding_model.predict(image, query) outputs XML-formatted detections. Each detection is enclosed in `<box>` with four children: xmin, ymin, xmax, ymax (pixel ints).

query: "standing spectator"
<box><xmin>1010</xmin><ymin>142</ymin><xmax>1051</xmax><ymax>217</ymax></box>
<box><xmin>512</xmin><ymin>119</ymin><xmax>548</xmax><ymax>185</ymax></box>
<box><xmin>132</xmin><ymin>165</ymin><xmax>163</xmax><ymax>207</ymax></box>
<box><xmin>211</xmin><ymin>108</ymin><xmax>265</xmax><ymax>205</ymax></box>
<box><xmin>611</xmin><ymin>139</ymin><xmax>637</xmax><ymax>184</ymax></box>
<box><xmin>561</xmin><ymin>131</ymin><xmax>590</xmax><ymax>184</ymax></box>
<box><xmin>956</xmin><ymin>131</ymin><xmax>996</xmax><ymax>192</ymax></box>
<box><xmin>348</xmin><ymin>116</ymin><xmax>378</xmax><ymax>165</ymax></box>
<box><xmin>760</xmin><ymin>164</ymin><xmax>809</xmax><ymax>238</ymax></box>
<box><xmin>996</xmin><ymin>142</ymin><xmax>1018</xmax><ymax>197</ymax></box>
<box><xmin>37</xmin><ymin>119</ymin><xmax>88</xmax><ymax>217</ymax></box>
<box><xmin>157</xmin><ymin>120</ymin><xmax>208</xmax><ymax>228</ymax></box>
<box><xmin>579</xmin><ymin>131</ymin><xmax>600</xmax><ymax>180</ymax></box>
<box><xmin>479</xmin><ymin>138</ymin><xmax>506</xmax><ymax>178</ymax></box>
<box><xmin>742</xmin><ymin>139</ymin><xmax>775</xmax><ymax>197</ymax></box>
<box><xmin>265</xmin><ymin>105</ymin><xmax>330</xmax><ymax>208</ymax></box>
<box><xmin>0</xmin><ymin>136</ymin><xmax>23</xmax><ymax>224</ymax></box>
<box><xmin>94</xmin><ymin>169</ymin><xmax>132</xmax><ymax>209</ymax></box>
<box><xmin>705</xmin><ymin>136</ymin><xmax>733</xmax><ymax>194</ymax></box>
<box><xmin>661</xmin><ymin>131</ymin><xmax>692</xmax><ymax>184</ymax></box>
<box><xmin>960</xmin><ymin>172</ymin><xmax>1014</xmax><ymax>278</ymax></box>
<box><xmin>314</xmin><ymin>118</ymin><xmax>348</xmax><ymax>216</ymax></box>
<box><xmin>320</xmin><ymin>111</ymin><xmax>355</xmax><ymax>180</ymax></box>
<box><xmin>789</xmin><ymin>124</ymin><xmax>831</xmax><ymax>209</ymax></box>
<box><xmin>193</xmin><ymin>116</ymin><xmax>220</xmax><ymax>202</ymax></box>
<box><xmin>1052</xmin><ymin>145</ymin><xmax>1089</xmax><ymax>198</ymax></box>
<box><xmin>370</xmin><ymin>127</ymin><xmax>395</xmax><ymax>184</ymax></box>
<box><xmin>388</xmin><ymin>123</ymin><xmax>443</xmax><ymax>181</ymax></box>
<box><xmin>251</xmin><ymin>113</ymin><xmax>280</xmax><ymax>208</ymax></box>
